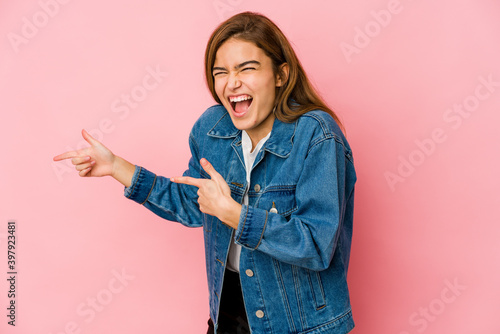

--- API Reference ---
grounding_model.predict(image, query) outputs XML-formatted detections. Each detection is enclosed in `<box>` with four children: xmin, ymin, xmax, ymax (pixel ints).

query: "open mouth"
<box><xmin>229</xmin><ymin>94</ymin><xmax>253</xmax><ymax>116</ymax></box>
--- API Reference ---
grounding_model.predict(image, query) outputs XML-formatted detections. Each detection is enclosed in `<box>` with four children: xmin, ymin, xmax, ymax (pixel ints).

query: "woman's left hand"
<box><xmin>170</xmin><ymin>158</ymin><xmax>242</xmax><ymax>229</ymax></box>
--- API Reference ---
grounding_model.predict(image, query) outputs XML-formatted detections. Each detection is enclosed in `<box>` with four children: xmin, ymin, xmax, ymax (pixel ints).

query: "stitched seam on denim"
<box><xmin>307</xmin><ymin>270</ymin><xmax>318</xmax><ymax>308</ymax></box>
<box><xmin>143</xmin><ymin>201</ymin><xmax>195</xmax><ymax>226</ymax></box>
<box><xmin>125</xmin><ymin>166</ymin><xmax>141</xmax><ymax>199</ymax></box>
<box><xmin>190</xmin><ymin>132</ymin><xmax>201</xmax><ymax>160</ymax></box>
<box><xmin>332</xmin><ymin>135</ymin><xmax>354</xmax><ymax>161</ymax></box>
<box><xmin>303</xmin><ymin>113</ymin><xmax>328</xmax><ymax>136</ymax></box>
<box><xmin>140</xmin><ymin>175</ymin><xmax>156</xmax><ymax>205</ymax></box>
<box><xmin>263</xmin><ymin>148</ymin><xmax>290</xmax><ymax>159</ymax></box>
<box><xmin>251</xmin><ymin>256</ymin><xmax>274</xmax><ymax>334</ymax></box>
<box><xmin>235</xmin><ymin>205</ymin><xmax>249</xmax><ymax>243</ymax></box>
<box><xmin>303</xmin><ymin>112</ymin><xmax>343</xmax><ymax>142</ymax></box>
<box><xmin>206</xmin><ymin>107</ymin><xmax>227</xmax><ymax>136</ymax></box>
<box><xmin>281</xmin><ymin>207</ymin><xmax>298</xmax><ymax>217</ymax></box>
<box><xmin>272</xmin><ymin>260</ymin><xmax>296</xmax><ymax>333</ymax></box>
<box><xmin>347</xmin><ymin>186</ymin><xmax>356</xmax><ymax>207</ymax></box>
<box><xmin>302</xmin><ymin>116</ymin><xmax>352</xmax><ymax>159</ymax></box>
<box><xmin>252</xmin><ymin>145</ymin><xmax>266</xmax><ymax>171</ymax></box>
<box><xmin>263</xmin><ymin>120</ymin><xmax>296</xmax><ymax>159</ymax></box>
<box><xmin>229</xmin><ymin>184</ymin><xmax>245</xmax><ymax>197</ymax></box>
<box><xmin>307</xmin><ymin>270</ymin><xmax>326</xmax><ymax>310</ymax></box>
<box><xmin>190</xmin><ymin>133</ymin><xmax>209</xmax><ymax>181</ymax></box>
<box><xmin>264</xmin><ymin>185</ymin><xmax>296</xmax><ymax>191</ymax></box>
<box><xmin>216</xmin><ymin>258</ymin><xmax>224</xmax><ymax>266</ymax></box>
<box><xmin>316</xmin><ymin>271</ymin><xmax>326</xmax><ymax>309</ymax></box>
<box><xmin>203</xmin><ymin>214</ymin><xmax>210</xmax><ymax>232</ymax></box>
<box><xmin>292</xmin><ymin>265</ymin><xmax>307</xmax><ymax>330</ymax></box>
<box><xmin>332</xmin><ymin>135</ymin><xmax>350</xmax><ymax>151</ymax></box>
<box><xmin>306</xmin><ymin>136</ymin><xmax>331</xmax><ymax>155</ymax></box>
<box><xmin>207</xmin><ymin>111</ymin><xmax>239</xmax><ymax>138</ymax></box>
<box><xmin>298</xmin><ymin>308</ymin><xmax>353</xmax><ymax>334</ymax></box>
<box><xmin>254</xmin><ymin>210</ymin><xmax>268</xmax><ymax>249</ymax></box>
<box><xmin>308</xmin><ymin>137</ymin><xmax>353</xmax><ymax>165</ymax></box>
<box><xmin>232</xmin><ymin>136</ymin><xmax>247</xmax><ymax>171</ymax></box>
<box><xmin>303</xmin><ymin>112</ymin><xmax>339</xmax><ymax>143</ymax></box>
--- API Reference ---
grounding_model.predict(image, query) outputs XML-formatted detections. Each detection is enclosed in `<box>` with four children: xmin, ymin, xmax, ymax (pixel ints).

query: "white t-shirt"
<box><xmin>226</xmin><ymin>129</ymin><xmax>272</xmax><ymax>273</ymax></box>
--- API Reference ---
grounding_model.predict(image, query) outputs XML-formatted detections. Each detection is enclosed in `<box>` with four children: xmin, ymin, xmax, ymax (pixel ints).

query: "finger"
<box><xmin>82</xmin><ymin>129</ymin><xmax>101</xmax><ymax>147</ymax></box>
<box><xmin>75</xmin><ymin>161</ymin><xmax>95</xmax><ymax>171</ymax></box>
<box><xmin>79</xmin><ymin>167</ymin><xmax>92</xmax><ymax>177</ymax></box>
<box><xmin>53</xmin><ymin>150</ymin><xmax>80</xmax><ymax>161</ymax></box>
<box><xmin>71</xmin><ymin>156</ymin><xmax>91</xmax><ymax>165</ymax></box>
<box><xmin>170</xmin><ymin>176</ymin><xmax>205</xmax><ymax>188</ymax></box>
<box><xmin>200</xmin><ymin>158</ymin><xmax>223</xmax><ymax>181</ymax></box>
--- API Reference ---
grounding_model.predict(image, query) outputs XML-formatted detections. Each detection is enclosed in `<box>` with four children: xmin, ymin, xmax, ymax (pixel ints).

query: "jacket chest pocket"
<box><xmin>256</xmin><ymin>186</ymin><xmax>298</xmax><ymax>218</ymax></box>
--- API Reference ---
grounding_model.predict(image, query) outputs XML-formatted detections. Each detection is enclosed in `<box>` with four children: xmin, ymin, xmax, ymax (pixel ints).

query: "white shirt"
<box><xmin>226</xmin><ymin>130</ymin><xmax>272</xmax><ymax>272</ymax></box>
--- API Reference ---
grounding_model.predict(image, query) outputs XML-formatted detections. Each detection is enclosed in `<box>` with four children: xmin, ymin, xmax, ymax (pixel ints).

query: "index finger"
<box><xmin>170</xmin><ymin>176</ymin><xmax>205</xmax><ymax>188</ymax></box>
<box><xmin>53</xmin><ymin>151</ymin><xmax>80</xmax><ymax>161</ymax></box>
<box><xmin>199</xmin><ymin>158</ymin><xmax>224</xmax><ymax>182</ymax></box>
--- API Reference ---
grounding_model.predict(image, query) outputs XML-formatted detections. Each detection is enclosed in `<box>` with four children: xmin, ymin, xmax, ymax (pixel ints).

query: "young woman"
<box><xmin>54</xmin><ymin>12</ymin><xmax>357</xmax><ymax>334</ymax></box>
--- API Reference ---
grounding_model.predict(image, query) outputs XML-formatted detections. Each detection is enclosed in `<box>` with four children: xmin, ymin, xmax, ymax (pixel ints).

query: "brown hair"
<box><xmin>204</xmin><ymin>11</ymin><xmax>344</xmax><ymax>133</ymax></box>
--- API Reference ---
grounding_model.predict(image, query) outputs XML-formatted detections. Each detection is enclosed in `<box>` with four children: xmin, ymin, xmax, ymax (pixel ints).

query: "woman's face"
<box><xmin>213</xmin><ymin>38</ymin><xmax>284</xmax><ymax>143</ymax></box>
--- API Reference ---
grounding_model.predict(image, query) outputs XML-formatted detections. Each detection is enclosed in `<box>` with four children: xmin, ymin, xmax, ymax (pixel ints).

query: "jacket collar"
<box><xmin>207</xmin><ymin>111</ymin><xmax>296</xmax><ymax>158</ymax></box>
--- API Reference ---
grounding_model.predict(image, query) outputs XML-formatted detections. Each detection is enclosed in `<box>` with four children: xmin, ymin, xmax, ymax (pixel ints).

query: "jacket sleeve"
<box><xmin>234</xmin><ymin>137</ymin><xmax>354</xmax><ymax>271</ymax></box>
<box><xmin>123</xmin><ymin>132</ymin><xmax>204</xmax><ymax>227</ymax></box>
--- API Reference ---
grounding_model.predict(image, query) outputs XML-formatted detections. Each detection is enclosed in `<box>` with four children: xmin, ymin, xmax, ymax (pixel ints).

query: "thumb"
<box><xmin>82</xmin><ymin>129</ymin><xmax>101</xmax><ymax>147</ymax></box>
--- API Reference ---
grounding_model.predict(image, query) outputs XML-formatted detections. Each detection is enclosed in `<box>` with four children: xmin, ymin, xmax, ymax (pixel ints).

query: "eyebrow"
<box><xmin>213</xmin><ymin>60</ymin><xmax>261</xmax><ymax>72</ymax></box>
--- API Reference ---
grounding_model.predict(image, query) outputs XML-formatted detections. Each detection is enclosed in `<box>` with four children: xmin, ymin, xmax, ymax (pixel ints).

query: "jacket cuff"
<box><xmin>124</xmin><ymin>166</ymin><xmax>157</xmax><ymax>205</ymax></box>
<box><xmin>235</xmin><ymin>205</ymin><xmax>268</xmax><ymax>250</ymax></box>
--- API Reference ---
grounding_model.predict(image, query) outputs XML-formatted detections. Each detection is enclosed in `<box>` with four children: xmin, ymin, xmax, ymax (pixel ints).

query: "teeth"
<box><xmin>229</xmin><ymin>95</ymin><xmax>252</xmax><ymax>103</ymax></box>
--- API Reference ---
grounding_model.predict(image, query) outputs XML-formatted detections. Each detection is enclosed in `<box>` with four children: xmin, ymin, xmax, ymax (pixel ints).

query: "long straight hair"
<box><xmin>204</xmin><ymin>12</ymin><xmax>345</xmax><ymax>133</ymax></box>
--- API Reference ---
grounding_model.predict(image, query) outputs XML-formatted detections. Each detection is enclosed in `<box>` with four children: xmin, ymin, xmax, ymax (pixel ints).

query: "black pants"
<box><xmin>207</xmin><ymin>269</ymin><xmax>250</xmax><ymax>334</ymax></box>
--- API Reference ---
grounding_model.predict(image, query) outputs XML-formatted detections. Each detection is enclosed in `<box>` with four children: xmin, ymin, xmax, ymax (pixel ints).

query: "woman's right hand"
<box><xmin>53</xmin><ymin>129</ymin><xmax>115</xmax><ymax>177</ymax></box>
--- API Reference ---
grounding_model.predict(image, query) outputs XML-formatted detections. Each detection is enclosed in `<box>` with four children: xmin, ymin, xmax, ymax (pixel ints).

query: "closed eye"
<box><xmin>212</xmin><ymin>66</ymin><xmax>227</xmax><ymax>77</ymax></box>
<box><xmin>213</xmin><ymin>71</ymin><xmax>227</xmax><ymax>77</ymax></box>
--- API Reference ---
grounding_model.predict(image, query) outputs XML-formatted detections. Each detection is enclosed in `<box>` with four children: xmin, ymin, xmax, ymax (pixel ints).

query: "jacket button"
<box><xmin>245</xmin><ymin>269</ymin><xmax>254</xmax><ymax>277</ymax></box>
<box><xmin>256</xmin><ymin>310</ymin><xmax>264</xmax><ymax>318</ymax></box>
<box><xmin>254</xmin><ymin>184</ymin><xmax>261</xmax><ymax>192</ymax></box>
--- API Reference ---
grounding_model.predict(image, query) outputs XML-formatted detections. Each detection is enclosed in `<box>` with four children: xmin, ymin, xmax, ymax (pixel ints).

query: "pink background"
<box><xmin>1</xmin><ymin>0</ymin><xmax>499</xmax><ymax>333</ymax></box>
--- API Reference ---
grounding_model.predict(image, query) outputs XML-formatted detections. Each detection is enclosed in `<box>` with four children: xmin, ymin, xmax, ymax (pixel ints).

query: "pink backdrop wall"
<box><xmin>1</xmin><ymin>0</ymin><xmax>499</xmax><ymax>333</ymax></box>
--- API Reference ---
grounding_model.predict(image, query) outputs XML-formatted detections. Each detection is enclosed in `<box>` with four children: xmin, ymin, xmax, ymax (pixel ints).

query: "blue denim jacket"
<box><xmin>124</xmin><ymin>105</ymin><xmax>356</xmax><ymax>333</ymax></box>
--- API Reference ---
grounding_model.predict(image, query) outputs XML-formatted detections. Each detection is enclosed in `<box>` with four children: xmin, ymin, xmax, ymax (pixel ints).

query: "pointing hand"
<box><xmin>170</xmin><ymin>158</ymin><xmax>242</xmax><ymax>228</ymax></box>
<box><xmin>53</xmin><ymin>129</ymin><xmax>116</xmax><ymax>177</ymax></box>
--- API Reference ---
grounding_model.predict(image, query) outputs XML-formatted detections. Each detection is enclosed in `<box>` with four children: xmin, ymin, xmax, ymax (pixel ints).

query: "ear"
<box><xmin>276</xmin><ymin>63</ymin><xmax>289</xmax><ymax>87</ymax></box>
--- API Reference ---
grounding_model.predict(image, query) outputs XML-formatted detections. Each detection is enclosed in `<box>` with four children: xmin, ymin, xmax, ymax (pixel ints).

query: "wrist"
<box><xmin>220</xmin><ymin>199</ymin><xmax>242</xmax><ymax>229</ymax></box>
<box><xmin>111</xmin><ymin>155</ymin><xmax>135</xmax><ymax>188</ymax></box>
<box><xmin>111</xmin><ymin>155</ymin><xmax>121</xmax><ymax>179</ymax></box>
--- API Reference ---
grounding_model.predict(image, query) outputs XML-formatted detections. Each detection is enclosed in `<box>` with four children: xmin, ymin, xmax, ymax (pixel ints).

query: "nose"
<box><xmin>227</xmin><ymin>72</ymin><xmax>242</xmax><ymax>90</ymax></box>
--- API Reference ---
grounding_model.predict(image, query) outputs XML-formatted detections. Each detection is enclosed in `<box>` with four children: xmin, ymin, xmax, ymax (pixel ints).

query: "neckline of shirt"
<box><xmin>242</xmin><ymin>130</ymin><xmax>272</xmax><ymax>155</ymax></box>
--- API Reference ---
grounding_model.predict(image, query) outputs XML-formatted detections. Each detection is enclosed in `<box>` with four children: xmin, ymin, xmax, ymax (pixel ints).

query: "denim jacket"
<box><xmin>124</xmin><ymin>104</ymin><xmax>357</xmax><ymax>333</ymax></box>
